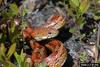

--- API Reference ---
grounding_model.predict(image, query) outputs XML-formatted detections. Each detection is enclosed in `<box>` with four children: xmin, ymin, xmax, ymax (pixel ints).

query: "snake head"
<box><xmin>23</xmin><ymin>27</ymin><xmax>58</xmax><ymax>41</ymax></box>
<box><xmin>31</xmin><ymin>27</ymin><xmax>59</xmax><ymax>41</ymax></box>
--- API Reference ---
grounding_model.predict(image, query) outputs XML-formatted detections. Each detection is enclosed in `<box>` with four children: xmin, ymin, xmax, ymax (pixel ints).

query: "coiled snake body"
<box><xmin>23</xmin><ymin>6</ymin><xmax>67</xmax><ymax>67</ymax></box>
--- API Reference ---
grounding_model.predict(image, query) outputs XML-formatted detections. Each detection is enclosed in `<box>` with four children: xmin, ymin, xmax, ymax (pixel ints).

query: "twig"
<box><xmin>95</xmin><ymin>22</ymin><xmax>100</xmax><ymax>62</ymax></box>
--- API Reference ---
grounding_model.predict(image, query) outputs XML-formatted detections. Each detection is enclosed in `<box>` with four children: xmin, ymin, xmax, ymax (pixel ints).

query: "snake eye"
<box><xmin>48</xmin><ymin>32</ymin><xmax>52</xmax><ymax>34</ymax></box>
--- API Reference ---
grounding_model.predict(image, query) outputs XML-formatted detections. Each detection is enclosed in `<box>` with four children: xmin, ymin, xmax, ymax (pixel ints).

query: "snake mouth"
<box><xmin>34</xmin><ymin>30</ymin><xmax>59</xmax><ymax>41</ymax></box>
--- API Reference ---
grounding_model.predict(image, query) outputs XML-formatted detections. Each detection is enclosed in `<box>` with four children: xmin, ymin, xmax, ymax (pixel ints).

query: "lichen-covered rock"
<box><xmin>25</xmin><ymin>5</ymin><xmax>65</xmax><ymax>30</ymax></box>
<box><xmin>23</xmin><ymin>0</ymin><xmax>48</xmax><ymax>12</ymax></box>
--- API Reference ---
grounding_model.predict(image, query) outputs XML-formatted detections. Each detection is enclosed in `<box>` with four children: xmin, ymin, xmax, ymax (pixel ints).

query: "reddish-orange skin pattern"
<box><xmin>45</xmin><ymin>40</ymin><xmax>67</xmax><ymax>67</ymax></box>
<box><xmin>30</xmin><ymin>41</ymin><xmax>47</xmax><ymax>64</ymax></box>
<box><xmin>23</xmin><ymin>27</ymin><xmax>58</xmax><ymax>41</ymax></box>
<box><xmin>31</xmin><ymin>40</ymin><xmax>67</xmax><ymax>67</ymax></box>
<box><xmin>42</xmin><ymin>15</ymin><xmax>65</xmax><ymax>30</ymax></box>
<box><xmin>22</xmin><ymin>10</ymin><xmax>66</xmax><ymax>67</ymax></box>
<box><xmin>22</xmin><ymin>14</ymin><xmax>65</xmax><ymax>41</ymax></box>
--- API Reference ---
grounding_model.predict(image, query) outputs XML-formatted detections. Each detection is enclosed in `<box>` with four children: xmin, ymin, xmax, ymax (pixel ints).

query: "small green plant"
<box><xmin>14</xmin><ymin>49</ymin><xmax>32</xmax><ymax>67</ymax></box>
<box><xmin>0</xmin><ymin>43</ymin><xmax>16</xmax><ymax>67</ymax></box>
<box><xmin>79</xmin><ymin>51</ymin><xmax>88</xmax><ymax>63</ymax></box>
<box><xmin>97</xmin><ymin>60</ymin><xmax>100</xmax><ymax>63</ymax></box>
<box><xmin>34</xmin><ymin>62</ymin><xmax>46</xmax><ymax>67</ymax></box>
<box><xmin>63</xmin><ymin>0</ymin><xmax>89</xmax><ymax>33</ymax></box>
<box><xmin>97</xmin><ymin>45</ymin><xmax>100</xmax><ymax>50</ymax></box>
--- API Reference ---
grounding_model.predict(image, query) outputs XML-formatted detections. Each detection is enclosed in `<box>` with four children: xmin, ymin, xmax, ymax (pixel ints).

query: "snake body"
<box><xmin>31</xmin><ymin>40</ymin><xmax>67</xmax><ymax>67</ymax></box>
<box><xmin>22</xmin><ymin>4</ymin><xmax>67</xmax><ymax>67</ymax></box>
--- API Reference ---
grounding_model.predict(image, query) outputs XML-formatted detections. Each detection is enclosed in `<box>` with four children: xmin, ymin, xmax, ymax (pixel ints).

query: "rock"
<box><xmin>23</xmin><ymin>0</ymin><xmax>48</xmax><ymax>12</ymax></box>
